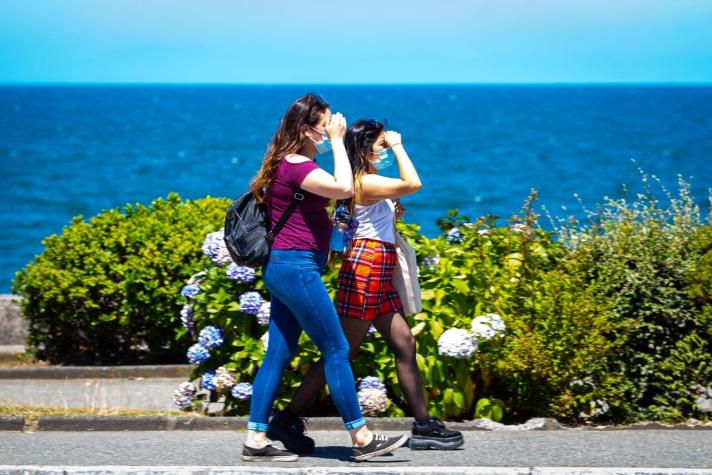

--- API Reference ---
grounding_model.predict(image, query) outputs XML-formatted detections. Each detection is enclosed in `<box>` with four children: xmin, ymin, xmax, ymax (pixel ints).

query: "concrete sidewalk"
<box><xmin>0</xmin><ymin>377</ymin><xmax>187</xmax><ymax>412</ymax></box>
<box><xmin>0</xmin><ymin>430</ymin><xmax>711</xmax><ymax>474</ymax></box>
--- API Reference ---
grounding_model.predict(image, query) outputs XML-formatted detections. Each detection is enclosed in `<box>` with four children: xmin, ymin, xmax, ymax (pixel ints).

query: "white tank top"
<box><xmin>352</xmin><ymin>199</ymin><xmax>396</xmax><ymax>244</ymax></box>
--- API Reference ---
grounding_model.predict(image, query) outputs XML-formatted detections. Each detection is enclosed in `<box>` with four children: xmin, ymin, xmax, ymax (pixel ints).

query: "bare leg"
<box><xmin>286</xmin><ymin>317</ymin><xmax>373</xmax><ymax>416</ymax></box>
<box><xmin>373</xmin><ymin>311</ymin><xmax>429</xmax><ymax>421</ymax></box>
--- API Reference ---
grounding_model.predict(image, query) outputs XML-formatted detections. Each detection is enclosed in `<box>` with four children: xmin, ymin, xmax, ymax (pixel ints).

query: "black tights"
<box><xmin>286</xmin><ymin>311</ymin><xmax>428</xmax><ymax>421</ymax></box>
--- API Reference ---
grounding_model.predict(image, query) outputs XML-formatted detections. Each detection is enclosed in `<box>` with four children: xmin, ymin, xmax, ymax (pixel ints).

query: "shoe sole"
<box><xmin>241</xmin><ymin>454</ymin><xmax>299</xmax><ymax>462</ymax></box>
<box><xmin>352</xmin><ymin>434</ymin><xmax>409</xmax><ymax>461</ymax></box>
<box><xmin>266</xmin><ymin>428</ymin><xmax>315</xmax><ymax>454</ymax></box>
<box><xmin>410</xmin><ymin>435</ymin><xmax>464</xmax><ymax>450</ymax></box>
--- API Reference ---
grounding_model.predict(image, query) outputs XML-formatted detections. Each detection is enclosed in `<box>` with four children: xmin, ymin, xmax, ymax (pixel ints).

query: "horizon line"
<box><xmin>1</xmin><ymin>81</ymin><xmax>712</xmax><ymax>87</ymax></box>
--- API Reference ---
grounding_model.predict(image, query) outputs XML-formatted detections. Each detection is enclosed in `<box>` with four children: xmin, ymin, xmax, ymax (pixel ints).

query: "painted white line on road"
<box><xmin>1</xmin><ymin>466</ymin><xmax>711</xmax><ymax>475</ymax></box>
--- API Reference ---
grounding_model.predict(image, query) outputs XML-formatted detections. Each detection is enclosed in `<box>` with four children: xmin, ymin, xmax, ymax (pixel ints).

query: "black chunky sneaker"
<box><xmin>241</xmin><ymin>442</ymin><xmax>299</xmax><ymax>462</ymax></box>
<box><xmin>266</xmin><ymin>409</ymin><xmax>315</xmax><ymax>454</ymax></box>
<box><xmin>410</xmin><ymin>417</ymin><xmax>464</xmax><ymax>450</ymax></box>
<box><xmin>352</xmin><ymin>433</ymin><xmax>409</xmax><ymax>461</ymax></box>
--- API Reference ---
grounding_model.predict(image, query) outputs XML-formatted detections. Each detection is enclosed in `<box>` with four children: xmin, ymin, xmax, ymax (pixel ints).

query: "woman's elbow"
<box><xmin>336</xmin><ymin>185</ymin><xmax>354</xmax><ymax>199</ymax></box>
<box><xmin>406</xmin><ymin>181</ymin><xmax>422</xmax><ymax>194</ymax></box>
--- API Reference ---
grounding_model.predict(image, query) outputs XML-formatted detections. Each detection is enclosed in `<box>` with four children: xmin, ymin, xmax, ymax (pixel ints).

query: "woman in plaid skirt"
<box><xmin>267</xmin><ymin>119</ymin><xmax>464</xmax><ymax>451</ymax></box>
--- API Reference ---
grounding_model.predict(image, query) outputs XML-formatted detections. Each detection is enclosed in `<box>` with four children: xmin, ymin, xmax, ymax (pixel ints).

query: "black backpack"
<box><xmin>223</xmin><ymin>190</ymin><xmax>304</xmax><ymax>267</ymax></box>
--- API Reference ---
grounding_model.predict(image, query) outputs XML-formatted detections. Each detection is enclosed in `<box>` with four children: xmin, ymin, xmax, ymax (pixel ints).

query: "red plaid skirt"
<box><xmin>336</xmin><ymin>238</ymin><xmax>404</xmax><ymax>321</ymax></box>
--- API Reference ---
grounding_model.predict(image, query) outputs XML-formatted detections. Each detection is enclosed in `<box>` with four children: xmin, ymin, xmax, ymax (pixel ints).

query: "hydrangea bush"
<box><xmin>173</xmin><ymin>178</ymin><xmax>712</xmax><ymax>423</ymax></box>
<box><xmin>170</xmin><ymin>229</ymin><xmax>291</xmax><ymax>415</ymax></box>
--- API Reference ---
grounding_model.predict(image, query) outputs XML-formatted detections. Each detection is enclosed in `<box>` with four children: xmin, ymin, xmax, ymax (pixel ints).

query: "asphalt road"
<box><xmin>1</xmin><ymin>429</ymin><xmax>711</xmax><ymax>469</ymax></box>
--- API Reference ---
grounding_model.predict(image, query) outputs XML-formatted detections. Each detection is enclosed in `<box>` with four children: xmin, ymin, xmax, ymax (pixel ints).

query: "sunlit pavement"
<box><xmin>1</xmin><ymin>429</ymin><xmax>711</xmax><ymax>474</ymax></box>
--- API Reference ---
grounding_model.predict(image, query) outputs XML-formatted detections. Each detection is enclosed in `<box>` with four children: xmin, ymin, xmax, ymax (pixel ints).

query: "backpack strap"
<box><xmin>266</xmin><ymin>192</ymin><xmax>305</xmax><ymax>243</ymax></box>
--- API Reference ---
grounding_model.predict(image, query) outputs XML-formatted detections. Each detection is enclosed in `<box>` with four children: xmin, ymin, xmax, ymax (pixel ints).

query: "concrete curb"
<box><xmin>34</xmin><ymin>416</ymin><xmax>245</xmax><ymax>432</ymax></box>
<box><xmin>0</xmin><ymin>416</ymin><xmax>566</xmax><ymax>432</ymax></box>
<box><xmin>585</xmin><ymin>421</ymin><xmax>712</xmax><ymax>431</ymax></box>
<box><xmin>1</xmin><ymin>466</ymin><xmax>711</xmax><ymax>475</ymax></box>
<box><xmin>0</xmin><ymin>416</ymin><xmax>24</xmax><ymax>431</ymax></box>
<box><xmin>0</xmin><ymin>365</ymin><xmax>193</xmax><ymax>379</ymax></box>
<box><xmin>1</xmin><ymin>415</ymin><xmax>710</xmax><ymax>432</ymax></box>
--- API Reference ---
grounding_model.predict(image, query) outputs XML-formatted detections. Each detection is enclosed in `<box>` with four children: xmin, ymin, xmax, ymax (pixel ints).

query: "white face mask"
<box><xmin>309</xmin><ymin>126</ymin><xmax>331</xmax><ymax>154</ymax></box>
<box><xmin>370</xmin><ymin>149</ymin><xmax>393</xmax><ymax>170</ymax></box>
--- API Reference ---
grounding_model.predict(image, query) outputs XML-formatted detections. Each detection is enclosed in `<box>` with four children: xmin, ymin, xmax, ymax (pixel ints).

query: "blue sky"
<box><xmin>1</xmin><ymin>0</ymin><xmax>711</xmax><ymax>84</ymax></box>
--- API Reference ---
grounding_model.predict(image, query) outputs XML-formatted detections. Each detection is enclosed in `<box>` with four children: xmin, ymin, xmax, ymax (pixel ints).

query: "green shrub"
<box><xmin>12</xmin><ymin>193</ymin><xmax>231</xmax><ymax>365</ymax></box>
<box><xmin>551</xmin><ymin>175</ymin><xmax>712</xmax><ymax>422</ymax></box>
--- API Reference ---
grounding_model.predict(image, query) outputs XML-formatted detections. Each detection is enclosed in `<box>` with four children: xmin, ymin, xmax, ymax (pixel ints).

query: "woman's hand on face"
<box><xmin>326</xmin><ymin>112</ymin><xmax>347</xmax><ymax>141</ymax></box>
<box><xmin>385</xmin><ymin>131</ymin><xmax>402</xmax><ymax>148</ymax></box>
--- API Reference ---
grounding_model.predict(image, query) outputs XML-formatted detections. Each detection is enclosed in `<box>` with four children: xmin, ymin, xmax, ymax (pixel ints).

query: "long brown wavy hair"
<box><xmin>249</xmin><ymin>94</ymin><xmax>330</xmax><ymax>201</ymax></box>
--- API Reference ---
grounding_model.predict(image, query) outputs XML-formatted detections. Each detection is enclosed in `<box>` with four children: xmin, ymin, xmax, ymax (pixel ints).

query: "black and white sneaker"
<box><xmin>241</xmin><ymin>442</ymin><xmax>299</xmax><ymax>462</ymax></box>
<box><xmin>351</xmin><ymin>433</ymin><xmax>409</xmax><ymax>461</ymax></box>
<box><xmin>410</xmin><ymin>417</ymin><xmax>464</xmax><ymax>450</ymax></box>
<box><xmin>267</xmin><ymin>409</ymin><xmax>315</xmax><ymax>454</ymax></box>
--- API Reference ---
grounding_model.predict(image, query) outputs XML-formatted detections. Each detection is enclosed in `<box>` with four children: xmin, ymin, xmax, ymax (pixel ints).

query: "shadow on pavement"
<box><xmin>305</xmin><ymin>446</ymin><xmax>415</xmax><ymax>462</ymax></box>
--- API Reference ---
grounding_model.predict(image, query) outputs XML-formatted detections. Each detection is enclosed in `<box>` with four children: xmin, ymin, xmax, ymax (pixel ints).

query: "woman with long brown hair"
<box><xmin>242</xmin><ymin>95</ymin><xmax>407</xmax><ymax>462</ymax></box>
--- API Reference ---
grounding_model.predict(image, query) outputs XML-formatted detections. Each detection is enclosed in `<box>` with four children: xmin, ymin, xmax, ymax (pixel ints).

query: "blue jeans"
<box><xmin>247</xmin><ymin>249</ymin><xmax>366</xmax><ymax>432</ymax></box>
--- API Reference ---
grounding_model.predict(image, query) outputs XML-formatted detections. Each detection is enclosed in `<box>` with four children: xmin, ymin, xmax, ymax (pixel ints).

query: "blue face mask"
<box><xmin>310</xmin><ymin>127</ymin><xmax>331</xmax><ymax>154</ymax></box>
<box><xmin>371</xmin><ymin>149</ymin><xmax>394</xmax><ymax>171</ymax></box>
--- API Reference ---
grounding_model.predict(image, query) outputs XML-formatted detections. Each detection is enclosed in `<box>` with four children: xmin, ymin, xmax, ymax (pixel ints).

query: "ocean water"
<box><xmin>1</xmin><ymin>85</ymin><xmax>711</xmax><ymax>292</ymax></box>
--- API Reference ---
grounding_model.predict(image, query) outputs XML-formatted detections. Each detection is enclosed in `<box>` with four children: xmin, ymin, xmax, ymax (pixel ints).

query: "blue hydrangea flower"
<box><xmin>198</xmin><ymin>326</ymin><xmax>224</xmax><ymax>350</ymax></box>
<box><xmin>172</xmin><ymin>390</ymin><xmax>193</xmax><ymax>411</ymax></box>
<box><xmin>187</xmin><ymin>343</ymin><xmax>210</xmax><ymax>364</ymax></box>
<box><xmin>214</xmin><ymin>366</ymin><xmax>236</xmax><ymax>392</ymax></box>
<box><xmin>180</xmin><ymin>305</ymin><xmax>194</xmax><ymax>331</ymax></box>
<box><xmin>226</xmin><ymin>263</ymin><xmax>256</xmax><ymax>283</ymax></box>
<box><xmin>172</xmin><ymin>381</ymin><xmax>197</xmax><ymax>411</ymax></box>
<box><xmin>471</xmin><ymin>313</ymin><xmax>506</xmax><ymax>340</ymax></box>
<box><xmin>422</xmin><ymin>254</ymin><xmax>440</xmax><ymax>271</ymax></box>
<box><xmin>446</xmin><ymin>227</ymin><xmax>463</xmax><ymax>244</ymax></box>
<box><xmin>201</xmin><ymin>370</ymin><xmax>217</xmax><ymax>391</ymax></box>
<box><xmin>256</xmin><ymin>302</ymin><xmax>271</xmax><ymax>326</ymax></box>
<box><xmin>357</xmin><ymin>388</ymin><xmax>389</xmax><ymax>416</ymax></box>
<box><xmin>181</xmin><ymin>284</ymin><xmax>201</xmax><ymax>299</ymax></box>
<box><xmin>240</xmin><ymin>292</ymin><xmax>264</xmax><ymax>315</ymax></box>
<box><xmin>201</xmin><ymin>230</ymin><xmax>233</xmax><ymax>266</ymax></box>
<box><xmin>178</xmin><ymin>382</ymin><xmax>197</xmax><ymax>394</ymax></box>
<box><xmin>359</xmin><ymin>376</ymin><xmax>386</xmax><ymax>392</ymax></box>
<box><xmin>231</xmin><ymin>382</ymin><xmax>253</xmax><ymax>401</ymax></box>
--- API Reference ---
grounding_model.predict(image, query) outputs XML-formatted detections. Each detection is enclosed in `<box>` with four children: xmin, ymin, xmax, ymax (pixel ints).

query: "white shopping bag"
<box><xmin>392</xmin><ymin>231</ymin><xmax>422</xmax><ymax>316</ymax></box>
